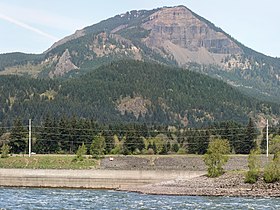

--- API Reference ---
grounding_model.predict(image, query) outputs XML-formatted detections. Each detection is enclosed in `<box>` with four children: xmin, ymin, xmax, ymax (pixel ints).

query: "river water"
<box><xmin>0</xmin><ymin>187</ymin><xmax>279</xmax><ymax>209</ymax></box>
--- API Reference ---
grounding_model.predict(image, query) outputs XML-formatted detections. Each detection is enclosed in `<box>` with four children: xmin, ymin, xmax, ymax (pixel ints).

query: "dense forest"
<box><xmin>1</xmin><ymin>115</ymin><xmax>279</xmax><ymax>155</ymax></box>
<box><xmin>0</xmin><ymin>52</ymin><xmax>43</xmax><ymax>71</ymax></box>
<box><xmin>1</xmin><ymin>60</ymin><xmax>279</xmax><ymax>127</ymax></box>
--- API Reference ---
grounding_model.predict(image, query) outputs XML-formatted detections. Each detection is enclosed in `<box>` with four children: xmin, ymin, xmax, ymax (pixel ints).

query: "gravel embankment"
<box><xmin>101</xmin><ymin>155</ymin><xmax>279</xmax><ymax>197</ymax></box>
<box><xmin>120</xmin><ymin>173</ymin><xmax>280</xmax><ymax>197</ymax></box>
<box><xmin>100</xmin><ymin>155</ymin><xmax>271</xmax><ymax>171</ymax></box>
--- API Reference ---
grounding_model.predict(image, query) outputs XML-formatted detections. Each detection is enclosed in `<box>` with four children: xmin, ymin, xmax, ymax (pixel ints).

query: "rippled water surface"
<box><xmin>0</xmin><ymin>187</ymin><xmax>279</xmax><ymax>209</ymax></box>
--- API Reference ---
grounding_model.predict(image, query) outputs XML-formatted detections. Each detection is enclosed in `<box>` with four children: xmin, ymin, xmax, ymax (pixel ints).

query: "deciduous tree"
<box><xmin>204</xmin><ymin>138</ymin><xmax>230</xmax><ymax>177</ymax></box>
<box><xmin>90</xmin><ymin>134</ymin><xmax>105</xmax><ymax>159</ymax></box>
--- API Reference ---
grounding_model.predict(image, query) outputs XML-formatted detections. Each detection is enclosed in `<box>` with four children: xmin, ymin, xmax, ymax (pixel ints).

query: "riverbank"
<box><xmin>0</xmin><ymin>168</ymin><xmax>279</xmax><ymax>197</ymax></box>
<box><xmin>0</xmin><ymin>155</ymin><xmax>279</xmax><ymax>197</ymax></box>
<box><xmin>120</xmin><ymin>172</ymin><xmax>280</xmax><ymax>197</ymax></box>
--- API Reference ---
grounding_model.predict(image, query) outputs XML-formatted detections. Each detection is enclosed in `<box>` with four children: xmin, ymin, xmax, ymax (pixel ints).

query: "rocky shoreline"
<box><xmin>119</xmin><ymin>172</ymin><xmax>280</xmax><ymax>197</ymax></box>
<box><xmin>101</xmin><ymin>155</ymin><xmax>279</xmax><ymax>197</ymax></box>
<box><xmin>0</xmin><ymin>155</ymin><xmax>278</xmax><ymax>197</ymax></box>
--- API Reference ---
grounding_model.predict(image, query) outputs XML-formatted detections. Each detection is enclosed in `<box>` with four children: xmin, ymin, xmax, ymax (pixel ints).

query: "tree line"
<box><xmin>1</xmin><ymin>115</ymin><xmax>279</xmax><ymax>156</ymax></box>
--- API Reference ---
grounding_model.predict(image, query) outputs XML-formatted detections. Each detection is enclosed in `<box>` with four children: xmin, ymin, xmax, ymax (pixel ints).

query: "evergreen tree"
<box><xmin>159</xmin><ymin>143</ymin><xmax>168</xmax><ymax>155</ymax></box>
<box><xmin>171</xmin><ymin>143</ymin><xmax>179</xmax><ymax>153</ymax></box>
<box><xmin>152</xmin><ymin>142</ymin><xmax>157</xmax><ymax>154</ymax></box>
<box><xmin>69</xmin><ymin>116</ymin><xmax>79</xmax><ymax>153</ymax></box>
<box><xmin>140</xmin><ymin>123</ymin><xmax>149</xmax><ymax>138</ymax></box>
<box><xmin>34</xmin><ymin>114</ymin><xmax>59</xmax><ymax>154</ymax></box>
<box><xmin>166</xmin><ymin>141</ymin><xmax>171</xmax><ymax>152</ymax></box>
<box><xmin>197</xmin><ymin>130</ymin><xmax>210</xmax><ymax>154</ymax></box>
<box><xmin>123</xmin><ymin>131</ymin><xmax>145</xmax><ymax>154</ymax></box>
<box><xmin>260</xmin><ymin>126</ymin><xmax>267</xmax><ymax>152</ymax></box>
<box><xmin>1</xmin><ymin>144</ymin><xmax>10</xmax><ymax>158</ymax></box>
<box><xmin>49</xmin><ymin>119</ymin><xmax>60</xmax><ymax>153</ymax></box>
<box><xmin>79</xmin><ymin>119</ymin><xmax>95</xmax><ymax>152</ymax></box>
<box><xmin>211</xmin><ymin>121</ymin><xmax>245</xmax><ymax>154</ymax></box>
<box><xmin>242</xmin><ymin>118</ymin><xmax>257</xmax><ymax>154</ymax></box>
<box><xmin>187</xmin><ymin>129</ymin><xmax>202</xmax><ymax>154</ymax></box>
<box><xmin>104</xmin><ymin>126</ymin><xmax>115</xmax><ymax>154</ymax></box>
<box><xmin>9</xmin><ymin>118</ymin><xmax>27</xmax><ymax>154</ymax></box>
<box><xmin>58</xmin><ymin>116</ymin><xmax>71</xmax><ymax>153</ymax></box>
<box><xmin>0</xmin><ymin>127</ymin><xmax>5</xmax><ymax>137</ymax></box>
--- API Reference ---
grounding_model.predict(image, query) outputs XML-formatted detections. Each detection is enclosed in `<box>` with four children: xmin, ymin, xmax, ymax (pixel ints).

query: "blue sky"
<box><xmin>0</xmin><ymin>0</ymin><xmax>279</xmax><ymax>57</ymax></box>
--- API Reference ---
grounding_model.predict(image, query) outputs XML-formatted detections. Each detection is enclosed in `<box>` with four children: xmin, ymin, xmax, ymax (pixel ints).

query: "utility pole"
<box><xmin>266</xmin><ymin>119</ymin><xmax>269</xmax><ymax>158</ymax></box>
<box><xmin>29</xmin><ymin>119</ymin><xmax>31</xmax><ymax>157</ymax></box>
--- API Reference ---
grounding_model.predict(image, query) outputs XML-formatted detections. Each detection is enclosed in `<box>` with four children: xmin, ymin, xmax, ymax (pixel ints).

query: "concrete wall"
<box><xmin>0</xmin><ymin>169</ymin><xmax>205</xmax><ymax>189</ymax></box>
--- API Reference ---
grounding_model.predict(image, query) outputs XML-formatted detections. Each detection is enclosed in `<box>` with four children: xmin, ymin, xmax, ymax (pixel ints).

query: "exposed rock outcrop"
<box><xmin>49</xmin><ymin>49</ymin><xmax>78</xmax><ymax>78</ymax></box>
<box><xmin>116</xmin><ymin>96</ymin><xmax>151</xmax><ymax>119</ymax></box>
<box><xmin>142</xmin><ymin>6</ymin><xmax>243</xmax><ymax>66</ymax></box>
<box><xmin>45</xmin><ymin>29</ymin><xmax>85</xmax><ymax>54</ymax></box>
<box><xmin>89</xmin><ymin>32</ymin><xmax>142</xmax><ymax>60</ymax></box>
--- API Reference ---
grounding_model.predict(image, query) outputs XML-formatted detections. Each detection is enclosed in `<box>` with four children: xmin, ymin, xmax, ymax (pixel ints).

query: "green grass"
<box><xmin>0</xmin><ymin>155</ymin><xmax>97</xmax><ymax>169</ymax></box>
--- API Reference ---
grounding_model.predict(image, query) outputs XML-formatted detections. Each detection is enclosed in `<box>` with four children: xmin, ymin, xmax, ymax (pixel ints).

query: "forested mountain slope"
<box><xmin>0</xmin><ymin>60</ymin><xmax>279</xmax><ymax>127</ymax></box>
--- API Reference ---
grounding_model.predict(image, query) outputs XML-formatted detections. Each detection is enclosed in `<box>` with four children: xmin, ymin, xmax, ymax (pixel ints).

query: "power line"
<box><xmin>0</xmin><ymin>126</ymin><xmax>269</xmax><ymax>134</ymax></box>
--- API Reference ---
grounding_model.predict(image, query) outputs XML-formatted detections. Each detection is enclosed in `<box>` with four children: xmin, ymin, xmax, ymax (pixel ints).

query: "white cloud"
<box><xmin>0</xmin><ymin>12</ymin><xmax>58</xmax><ymax>41</ymax></box>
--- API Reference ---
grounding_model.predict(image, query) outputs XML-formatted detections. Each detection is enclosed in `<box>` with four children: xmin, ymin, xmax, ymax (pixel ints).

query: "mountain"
<box><xmin>0</xmin><ymin>5</ymin><xmax>280</xmax><ymax>126</ymax></box>
<box><xmin>0</xmin><ymin>6</ymin><xmax>279</xmax><ymax>104</ymax></box>
<box><xmin>0</xmin><ymin>60</ymin><xmax>279</xmax><ymax>127</ymax></box>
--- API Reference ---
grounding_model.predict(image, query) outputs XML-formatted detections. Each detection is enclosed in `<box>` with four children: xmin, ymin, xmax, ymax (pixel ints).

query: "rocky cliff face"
<box><xmin>89</xmin><ymin>32</ymin><xmax>142</xmax><ymax>60</ymax></box>
<box><xmin>40</xmin><ymin>6</ymin><xmax>245</xmax><ymax>71</ymax></box>
<box><xmin>141</xmin><ymin>6</ymin><xmax>242</xmax><ymax>66</ymax></box>
<box><xmin>0</xmin><ymin>6</ymin><xmax>249</xmax><ymax>77</ymax></box>
<box><xmin>49</xmin><ymin>49</ymin><xmax>78</xmax><ymax>78</ymax></box>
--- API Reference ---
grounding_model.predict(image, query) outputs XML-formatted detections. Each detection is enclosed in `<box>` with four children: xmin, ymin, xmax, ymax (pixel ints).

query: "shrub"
<box><xmin>269</xmin><ymin>135</ymin><xmax>280</xmax><ymax>155</ymax></box>
<box><xmin>146</xmin><ymin>148</ymin><xmax>155</xmax><ymax>155</ymax></box>
<box><xmin>110</xmin><ymin>145</ymin><xmax>121</xmax><ymax>155</ymax></box>
<box><xmin>263</xmin><ymin>151</ymin><xmax>280</xmax><ymax>183</ymax></box>
<box><xmin>1</xmin><ymin>144</ymin><xmax>10</xmax><ymax>158</ymax></box>
<box><xmin>263</xmin><ymin>162</ymin><xmax>279</xmax><ymax>183</ymax></box>
<box><xmin>133</xmin><ymin>148</ymin><xmax>141</xmax><ymax>155</ymax></box>
<box><xmin>177</xmin><ymin>148</ymin><xmax>186</xmax><ymax>154</ymax></box>
<box><xmin>73</xmin><ymin>143</ymin><xmax>87</xmax><ymax>162</ymax></box>
<box><xmin>245</xmin><ymin>170</ymin><xmax>259</xmax><ymax>184</ymax></box>
<box><xmin>204</xmin><ymin>138</ymin><xmax>230</xmax><ymax>177</ymax></box>
<box><xmin>245</xmin><ymin>149</ymin><xmax>260</xmax><ymax>183</ymax></box>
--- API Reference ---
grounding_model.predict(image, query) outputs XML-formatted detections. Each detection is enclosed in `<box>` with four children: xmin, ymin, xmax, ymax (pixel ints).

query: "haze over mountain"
<box><xmin>0</xmin><ymin>5</ymin><xmax>279</xmax><ymax>126</ymax></box>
